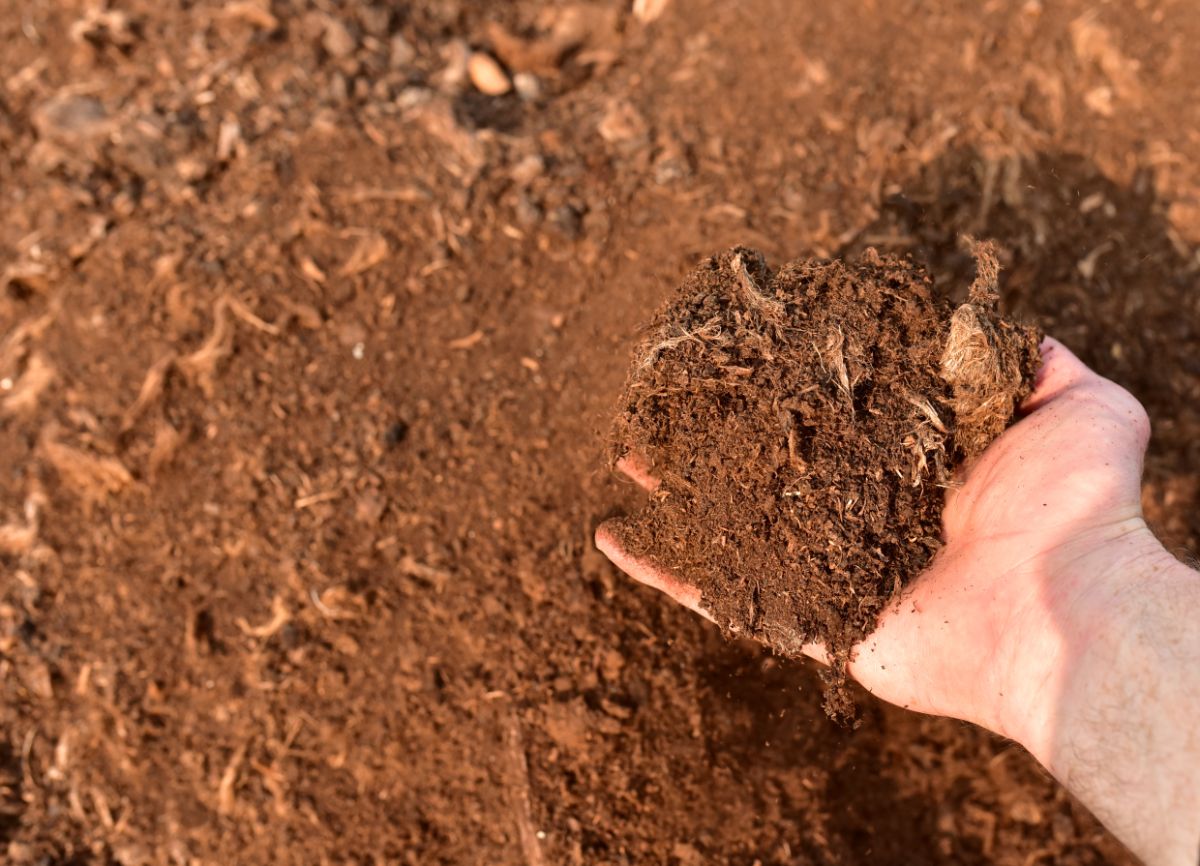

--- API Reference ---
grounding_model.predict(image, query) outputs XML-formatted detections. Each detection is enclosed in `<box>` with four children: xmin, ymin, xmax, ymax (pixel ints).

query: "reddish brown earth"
<box><xmin>1</xmin><ymin>1</ymin><xmax>1198</xmax><ymax>864</ymax></box>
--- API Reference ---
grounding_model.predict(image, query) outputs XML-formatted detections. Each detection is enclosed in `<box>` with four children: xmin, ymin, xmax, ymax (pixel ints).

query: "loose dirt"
<box><xmin>609</xmin><ymin>244</ymin><xmax>1039</xmax><ymax>718</ymax></box>
<box><xmin>2</xmin><ymin>1</ymin><xmax>1198</xmax><ymax>864</ymax></box>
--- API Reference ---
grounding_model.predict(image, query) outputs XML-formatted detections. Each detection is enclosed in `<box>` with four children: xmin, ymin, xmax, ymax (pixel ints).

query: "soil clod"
<box><xmin>609</xmin><ymin>244</ymin><xmax>1040</xmax><ymax>720</ymax></box>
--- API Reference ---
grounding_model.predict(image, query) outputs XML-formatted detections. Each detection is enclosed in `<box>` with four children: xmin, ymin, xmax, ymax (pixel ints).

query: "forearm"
<box><xmin>1013</xmin><ymin>537</ymin><xmax>1200</xmax><ymax>866</ymax></box>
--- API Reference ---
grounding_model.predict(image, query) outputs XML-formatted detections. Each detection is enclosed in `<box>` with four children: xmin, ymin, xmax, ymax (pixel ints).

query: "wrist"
<box><xmin>1000</xmin><ymin>525</ymin><xmax>1200</xmax><ymax>866</ymax></box>
<box><xmin>994</xmin><ymin>520</ymin><xmax>1182</xmax><ymax>760</ymax></box>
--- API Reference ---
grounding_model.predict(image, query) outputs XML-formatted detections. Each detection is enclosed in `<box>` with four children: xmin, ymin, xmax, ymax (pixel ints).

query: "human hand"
<box><xmin>596</xmin><ymin>337</ymin><xmax>1157</xmax><ymax>747</ymax></box>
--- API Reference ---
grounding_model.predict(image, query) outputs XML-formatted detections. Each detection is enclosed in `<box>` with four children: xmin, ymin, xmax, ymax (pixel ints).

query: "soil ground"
<box><xmin>1</xmin><ymin>1</ymin><xmax>1198</xmax><ymax>864</ymax></box>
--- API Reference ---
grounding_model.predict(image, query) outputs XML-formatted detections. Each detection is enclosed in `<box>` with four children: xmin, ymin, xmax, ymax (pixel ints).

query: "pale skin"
<box><xmin>597</xmin><ymin>338</ymin><xmax>1200</xmax><ymax>866</ymax></box>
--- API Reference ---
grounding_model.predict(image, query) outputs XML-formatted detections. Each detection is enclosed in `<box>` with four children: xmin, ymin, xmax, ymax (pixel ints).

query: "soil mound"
<box><xmin>610</xmin><ymin>241</ymin><xmax>1040</xmax><ymax>720</ymax></box>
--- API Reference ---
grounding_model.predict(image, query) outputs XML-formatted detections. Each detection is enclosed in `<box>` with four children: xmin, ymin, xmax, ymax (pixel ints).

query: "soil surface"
<box><xmin>610</xmin><ymin>246</ymin><xmax>1039</xmax><ymax>719</ymax></box>
<box><xmin>1</xmin><ymin>1</ymin><xmax>1198</xmax><ymax>864</ymax></box>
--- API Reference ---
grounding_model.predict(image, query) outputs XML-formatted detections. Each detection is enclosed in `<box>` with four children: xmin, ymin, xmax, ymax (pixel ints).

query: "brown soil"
<box><xmin>610</xmin><ymin>245</ymin><xmax>1039</xmax><ymax>719</ymax></box>
<box><xmin>1</xmin><ymin>1</ymin><xmax>1198</xmax><ymax>864</ymax></box>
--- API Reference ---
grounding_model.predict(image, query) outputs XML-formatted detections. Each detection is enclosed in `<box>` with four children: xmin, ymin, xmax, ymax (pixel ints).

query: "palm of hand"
<box><xmin>597</xmin><ymin>338</ymin><xmax>1151</xmax><ymax>737</ymax></box>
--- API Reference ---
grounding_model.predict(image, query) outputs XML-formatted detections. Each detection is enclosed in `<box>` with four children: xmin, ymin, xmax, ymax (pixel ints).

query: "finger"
<box><xmin>800</xmin><ymin>640</ymin><xmax>830</xmax><ymax>666</ymax></box>
<box><xmin>1021</xmin><ymin>336</ymin><xmax>1098</xmax><ymax>413</ymax></box>
<box><xmin>594</xmin><ymin>523</ymin><xmax>833</xmax><ymax>665</ymax></box>
<box><xmin>595</xmin><ymin>522</ymin><xmax>712</xmax><ymax>622</ymax></box>
<box><xmin>616</xmin><ymin>452</ymin><xmax>660</xmax><ymax>492</ymax></box>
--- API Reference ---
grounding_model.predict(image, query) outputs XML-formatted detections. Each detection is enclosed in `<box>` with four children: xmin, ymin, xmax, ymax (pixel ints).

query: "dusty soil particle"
<box><xmin>610</xmin><ymin>244</ymin><xmax>1040</xmax><ymax>719</ymax></box>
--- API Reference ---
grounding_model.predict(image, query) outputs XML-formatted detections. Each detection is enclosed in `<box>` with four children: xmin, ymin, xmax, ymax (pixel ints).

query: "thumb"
<box><xmin>1021</xmin><ymin>337</ymin><xmax>1101</xmax><ymax>413</ymax></box>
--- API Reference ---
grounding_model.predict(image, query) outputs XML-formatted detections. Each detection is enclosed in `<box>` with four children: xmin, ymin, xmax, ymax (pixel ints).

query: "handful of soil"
<box><xmin>608</xmin><ymin>242</ymin><xmax>1040</xmax><ymax>720</ymax></box>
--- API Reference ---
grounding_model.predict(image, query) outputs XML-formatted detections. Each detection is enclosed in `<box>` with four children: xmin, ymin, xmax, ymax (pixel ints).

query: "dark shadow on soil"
<box><xmin>697</xmin><ymin>640</ymin><xmax>946</xmax><ymax>864</ymax></box>
<box><xmin>0</xmin><ymin>741</ymin><xmax>20</xmax><ymax>848</ymax></box>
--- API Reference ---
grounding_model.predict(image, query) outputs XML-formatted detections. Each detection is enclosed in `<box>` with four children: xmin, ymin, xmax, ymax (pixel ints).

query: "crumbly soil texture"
<box><xmin>5</xmin><ymin>1</ymin><xmax>1200</xmax><ymax>863</ymax></box>
<box><xmin>611</xmin><ymin>245</ymin><xmax>1040</xmax><ymax>718</ymax></box>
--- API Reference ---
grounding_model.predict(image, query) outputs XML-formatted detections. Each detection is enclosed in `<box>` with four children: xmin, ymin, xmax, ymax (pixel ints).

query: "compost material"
<box><xmin>4</xmin><ymin>1</ymin><xmax>1195</xmax><ymax>862</ymax></box>
<box><xmin>610</xmin><ymin>243</ymin><xmax>1041</xmax><ymax>719</ymax></box>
